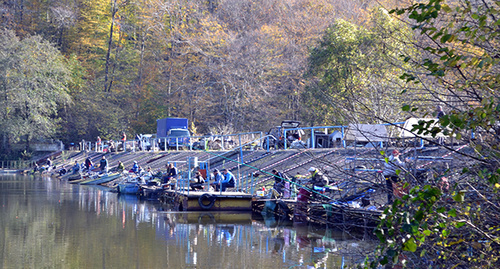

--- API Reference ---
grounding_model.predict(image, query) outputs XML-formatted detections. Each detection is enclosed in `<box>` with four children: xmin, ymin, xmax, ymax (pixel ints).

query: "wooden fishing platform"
<box><xmin>162</xmin><ymin>190</ymin><xmax>253</xmax><ymax>211</ymax></box>
<box><xmin>252</xmin><ymin>197</ymin><xmax>383</xmax><ymax>230</ymax></box>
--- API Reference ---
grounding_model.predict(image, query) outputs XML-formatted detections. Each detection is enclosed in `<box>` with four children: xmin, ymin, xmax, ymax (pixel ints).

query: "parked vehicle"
<box><xmin>137</xmin><ymin>134</ymin><xmax>154</xmax><ymax>151</ymax></box>
<box><xmin>156</xmin><ymin>117</ymin><xmax>191</xmax><ymax>150</ymax></box>
<box><xmin>265</xmin><ymin>120</ymin><xmax>301</xmax><ymax>149</ymax></box>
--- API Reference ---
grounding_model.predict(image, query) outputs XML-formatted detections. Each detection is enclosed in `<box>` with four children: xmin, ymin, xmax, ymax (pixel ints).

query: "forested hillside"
<box><xmin>1</xmin><ymin>0</ymin><xmax>410</xmax><ymax>154</ymax></box>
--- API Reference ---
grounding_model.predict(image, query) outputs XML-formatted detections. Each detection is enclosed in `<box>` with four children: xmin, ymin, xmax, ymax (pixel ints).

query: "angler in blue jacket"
<box><xmin>215</xmin><ymin>168</ymin><xmax>236</xmax><ymax>191</ymax></box>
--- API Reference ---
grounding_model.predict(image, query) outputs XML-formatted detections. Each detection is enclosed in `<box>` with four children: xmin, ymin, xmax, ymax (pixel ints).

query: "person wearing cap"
<box><xmin>131</xmin><ymin>161</ymin><xmax>140</xmax><ymax>173</ymax></box>
<box><xmin>99</xmin><ymin>156</ymin><xmax>108</xmax><ymax>173</ymax></box>
<box><xmin>383</xmin><ymin>149</ymin><xmax>406</xmax><ymax>203</ymax></box>
<box><xmin>190</xmin><ymin>170</ymin><xmax>205</xmax><ymax>191</ymax></box>
<box><xmin>308</xmin><ymin>167</ymin><xmax>328</xmax><ymax>188</ymax></box>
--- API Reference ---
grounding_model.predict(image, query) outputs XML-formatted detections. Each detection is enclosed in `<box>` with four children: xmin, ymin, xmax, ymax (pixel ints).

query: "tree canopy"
<box><xmin>0</xmin><ymin>30</ymin><xmax>71</xmax><ymax>156</ymax></box>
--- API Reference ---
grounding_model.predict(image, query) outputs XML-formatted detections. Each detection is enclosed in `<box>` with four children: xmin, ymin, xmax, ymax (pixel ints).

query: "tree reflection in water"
<box><xmin>0</xmin><ymin>175</ymin><xmax>377</xmax><ymax>268</ymax></box>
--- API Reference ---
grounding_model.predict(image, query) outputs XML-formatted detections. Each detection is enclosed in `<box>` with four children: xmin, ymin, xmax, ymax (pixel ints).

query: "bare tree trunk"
<box><xmin>104</xmin><ymin>0</ymin><xmax>117</xmax><ymax>92</ymax></box>
<box><xmin>25</xmin><ymin>134</ymin><xmax>30</xmax><ymax>153</ymax></box>
<box><xmin>138</xmin><ymin>31</ymin><xmax>145</xmax><ymax>88</ymax></box>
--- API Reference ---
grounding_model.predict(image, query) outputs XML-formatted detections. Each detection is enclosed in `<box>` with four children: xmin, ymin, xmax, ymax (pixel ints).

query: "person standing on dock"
<box><xmin>435</xmin><ymin>105</ymin><xmax>445</xmax><ymax>119</ymax></box>
<box><xmin>121</xmin><ymin>132</ymin><xmax>127</xmax><ymax>151</ymax></box>
<box><xmin>435</xmin><ymin>105</ymin><xmax>446</xmax><ymax>145</ymax></box>
<box><xmin>271</xmin><ymin>169</ymin><xmax>286</xmax><ymax>197</ymax></box>
<box><xmin>383</xmin><ymin>149</ymin><xmax>406</xmax><ymax>204</ymax></box>
<box><xmin>99</xmin><ymin>156</ymin><xmax>108</xmax><ymax>174</ymax></box>
<box><xmin>96</xmin><ymin>136</ymin><xmax>102</xmax><ymax>152</ymax></box>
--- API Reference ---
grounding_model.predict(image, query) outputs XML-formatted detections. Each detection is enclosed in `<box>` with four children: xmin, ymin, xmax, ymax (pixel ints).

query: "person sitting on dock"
<box><xmin>190</xmin><ymin>171</ymin><xmax>205</xmax><ymax>191</ymax></box>
<box><xmin>131</xmin><ymin>161</ymin><xmax>140</xmax><ymax>173</ymax></box>
<box><xmin>72</xmin><ymin>161</ymin><xmax>81</xmax><ymax>175</ymax></box>
<box><xmin>99</xmin><ymin>156</ymin><xmax>108</xmax><ymax>174</ymax></box>
<box><xmin>144</xmin><ymin>166</ymin><xmax>153</xmax><ymax>177</ymax></box>
<box><xmin>116</xmin><ymin>161</ymin><xmax>125</xmax><ymax>172</ymax></box>
<box><xmin>215</xmin><ymin>168</ymin><xmax>236</xmax><ymax>192</ymax></box>
<box><xmin>308</xmin><ymin>167</ymin><xmax>329</xmax><ymax>201</ymax></box>
<box><xmin>58</xmin><ymin>167</ymin><xmax>67</xmax><ymax>176</ymax></box>
<box><xmin>163</xmin><ymin>163</ymin><xmax>179</xmax><ymax>185</ymax></box>
<box><xmin>84</xmin><ymin>157</ymin><xmax>93</xmax><ymax>171</ymax></box>
<box><xmin>308</xmin><ymin>167</ymin><xmax>328</xmax><ymax>189</ymax></box>
<box><xmin>271</xmin><ymin>169</ymin><xmax>286</xmax><ymax>197</ymax></box>
<box><xmin>210</xmin><ymin>169</ymin><xmax>223</xmax><ymax>189</ymax></box>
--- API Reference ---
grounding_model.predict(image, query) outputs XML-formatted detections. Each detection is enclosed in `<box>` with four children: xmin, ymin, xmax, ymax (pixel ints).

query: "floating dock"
<box><xmin>163</xmin><ymin>190</ymin><xmax>253</xmax><ymax>211</ymax></box>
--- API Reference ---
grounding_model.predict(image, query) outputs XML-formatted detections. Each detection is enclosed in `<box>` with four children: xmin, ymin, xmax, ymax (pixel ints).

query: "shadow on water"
<box><xmin>0</xmin><ymin>175</ymin><xmax>378</xmax><ymax>268</ymax></box>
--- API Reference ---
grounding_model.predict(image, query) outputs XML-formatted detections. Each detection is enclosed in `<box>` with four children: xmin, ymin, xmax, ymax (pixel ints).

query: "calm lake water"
<box><xmin>0</xmin><ymin>174</ymin><xmax>376</xmax><ymax>269</ymax></box>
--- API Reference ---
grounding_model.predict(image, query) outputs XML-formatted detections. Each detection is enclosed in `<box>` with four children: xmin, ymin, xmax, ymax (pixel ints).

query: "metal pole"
<box><xmin>239</xmin><ymin>134</ymin><xmax>243</xmax><ymax>164</ymax></box>
<box><xmin>311</xmin><ymin>128</ymin><xmax>315</xmax><ymax>149</ymax></box>
<box><xmin>284</xmin><ymin>130</ymin><xmax>287</xmax><ymax>150</ymax></box>
<box><xmin>260</xmin><ymin>132</ymin><xmax>263</xmax><ymax>149</ymax></box>
<box><xmin>341</xmin><ymin>126</ymin><xmax>346</xmax><ymax>148</ymax></box>
<box><xmin>237</xmin><ymin>155</ymin><xmax>241</xmax><ymax>191</ymax></box>
<box><xmin>187</xmin><ymin>157</ymin><xmax>191</xmax><ymax>195</ymax></box>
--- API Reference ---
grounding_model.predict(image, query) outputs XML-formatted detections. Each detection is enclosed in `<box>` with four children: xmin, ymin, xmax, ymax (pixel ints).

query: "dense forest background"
<box><xmin>0</xmin><ymin>0</ymin><xmax>419</xmax><ymax>156</ymax></box>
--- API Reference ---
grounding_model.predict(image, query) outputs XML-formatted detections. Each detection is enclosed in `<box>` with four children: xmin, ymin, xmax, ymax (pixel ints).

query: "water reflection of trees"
<box><xmin>1</xmin><ymin>176</ymin><xmax>377</xmax><ymax>268</ymax></box>
<box><xmin>72</xmin><ymin>177</ymin><xmax>378</xmax><ymax>268</ymax></box>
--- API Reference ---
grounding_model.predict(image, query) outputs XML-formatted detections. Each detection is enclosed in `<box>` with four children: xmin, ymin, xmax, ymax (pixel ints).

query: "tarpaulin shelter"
<box><xmin>343</xmin><ymin>124</ymin><xmax>389</xmax><ymax>142</ymax></box>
